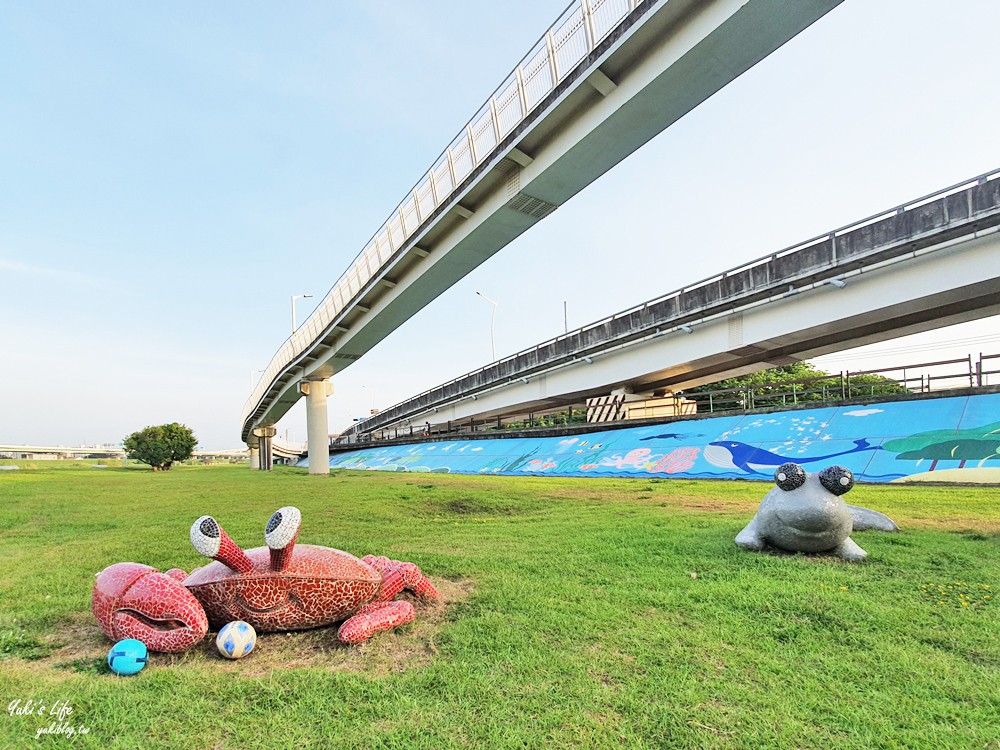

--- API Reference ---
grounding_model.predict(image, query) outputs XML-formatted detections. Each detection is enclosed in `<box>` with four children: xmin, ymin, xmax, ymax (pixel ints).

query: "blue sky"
<box><xmin>2</xmin><ymin>1</ymin><xmax>999</xmax><ymax>449</ymax></box>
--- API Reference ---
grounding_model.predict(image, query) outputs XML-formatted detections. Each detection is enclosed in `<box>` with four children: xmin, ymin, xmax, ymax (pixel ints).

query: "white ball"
<box><xmin>216</xmin><ymin>621</ymin><xmax>256</xmax><ymax>659</ymax></box>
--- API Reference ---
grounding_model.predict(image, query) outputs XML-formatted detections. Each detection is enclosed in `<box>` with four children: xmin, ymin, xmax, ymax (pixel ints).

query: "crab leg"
<box><xmin>337</xmin><ymin>600</ymin><xmax>415</xmax><ymax>644</ymax></box>
<box><xmin>190</xmin><ymin>516</ymin><xmax>254</xmax><ymax>573</ymax></box>
<box><xmin>362</xmin><ymin>555</ymin><xmax>441</xmax><ymax>600</ymax></box>
<box><xmin>265</xmin><ymin>506</ymin><xmax>301</xmax><ymax>572</ymax></box>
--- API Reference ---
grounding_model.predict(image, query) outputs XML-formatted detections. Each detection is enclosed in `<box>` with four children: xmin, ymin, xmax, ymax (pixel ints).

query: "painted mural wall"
<box><xmin>303</xmin><ymin>392</ymin><xmax>1000</xmax><ymax>484</ymax></box>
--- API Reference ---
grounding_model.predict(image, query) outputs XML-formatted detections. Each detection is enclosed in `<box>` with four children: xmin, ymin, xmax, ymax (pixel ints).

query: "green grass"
<box><xmin>0</xmin><ymin>464</ymin><xmax>997</xmax><ymax>749</ymax></box>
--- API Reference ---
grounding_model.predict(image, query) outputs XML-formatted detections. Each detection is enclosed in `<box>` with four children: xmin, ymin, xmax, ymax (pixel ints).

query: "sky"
<box><xmin>2</xmin><ymin>1</ymin><xmax>999</xmax><ymax>450</ymax></box>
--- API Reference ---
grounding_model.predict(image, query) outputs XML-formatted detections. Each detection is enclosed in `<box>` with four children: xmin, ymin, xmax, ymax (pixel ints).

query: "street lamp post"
<box><xmin>476</xmin><ymin>291</ymin><xmax>498</xmax><ymax>361</ymax></box>
<box><xmin>249</xmin><ymin>368</ymin><xmax>264</xmax><ymax>391</ymax></box>
<box><xmin>362</xmin><ymin>384</ymin><xmax>378</xmax><ymax>415</ymax></box>
<box><xmin>291</xmin><ymin>293</ymin><xmax>314</xmax><ymax>334</ymax></box>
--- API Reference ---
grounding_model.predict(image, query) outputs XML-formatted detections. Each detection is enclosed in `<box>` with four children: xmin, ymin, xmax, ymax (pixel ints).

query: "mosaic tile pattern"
<box><xmin>184</xmin><ymin>544</ymin><xmax>382</xmax><ymax>631</ymax></box>
<box><xmin>265</xmin><ymin>506</ymin><xmax>301</xmax><ymax>572</ymax></box>
<box><xmin>92</xmin><ymin>562</ymin><xmax>209</xmax><ymax>653</ymax></box>
<box><xmin>338</xmin><ymin>601</ymin><xmax>415</xmax><ymax>644</ymax></box>
<box><xmin>92</xmin><ymin>508</ymin><xmax>441</xmax><ymax>652</ymax></box>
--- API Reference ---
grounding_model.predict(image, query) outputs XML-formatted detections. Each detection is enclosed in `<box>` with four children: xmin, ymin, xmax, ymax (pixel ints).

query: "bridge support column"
<box><xmin>301</xmin><ymin>379</ymin><xmax>333</xmax><ymax>476</ymax></box>
<box><xmin>253</xmin><ymin>427</ymin><xmax>276</xmax><ymax>471</ymax></box>
<box><xmin>248</xmin><ymin>445</ymin><xmax>260</xmax><ymax>470</ymax></box>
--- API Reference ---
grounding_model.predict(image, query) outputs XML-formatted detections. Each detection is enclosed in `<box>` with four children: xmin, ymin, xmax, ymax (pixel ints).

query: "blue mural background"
<box><xmin>300</xmin><ymin>393</ymin><xmax>1000</xmax><ymax>483</ymax></box>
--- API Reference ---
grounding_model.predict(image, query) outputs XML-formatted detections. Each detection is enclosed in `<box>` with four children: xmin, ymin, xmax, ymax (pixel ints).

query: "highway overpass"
<box><xmin>0</xmin><ymin>444</ymin><xmax>248</xmax><ymax>460</ymax></box>
<box><xmin>339</xmin><ymin>170</ymin><xmax>1000</xmax><ymax>441</ymax></box>
<box><xmin>239</xmin><ymin>0</ymin><xmax>844</xmax><ymax>472</ymax></box>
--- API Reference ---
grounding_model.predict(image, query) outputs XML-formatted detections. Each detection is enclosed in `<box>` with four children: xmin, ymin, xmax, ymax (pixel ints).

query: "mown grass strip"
<box><xmin>0</xmin><ymin>464</ymin><xmax>996</xmax><ymax>749</ymax></box>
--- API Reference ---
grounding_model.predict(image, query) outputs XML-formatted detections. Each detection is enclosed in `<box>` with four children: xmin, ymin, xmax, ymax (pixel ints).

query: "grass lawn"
<box><xmin>0</xmin><ymin>463</ymin><xmax>997</xmax><ymax>749</ymax></box>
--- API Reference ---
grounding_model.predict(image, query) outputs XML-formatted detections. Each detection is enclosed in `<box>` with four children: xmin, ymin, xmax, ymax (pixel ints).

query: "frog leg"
<box><xmin>735</xmin><ymin>515</ymin><xmax>766</xmax><ymax>551</ymax></box>
<box><xmin>831</xmin><ymin>536</ymin><xmax>867</xmax><ymax>562</ymax></box>
<box><xmin>846</xmin><ymin>504</ymin><xmax>898</xmax><ymax>533</ymax></box>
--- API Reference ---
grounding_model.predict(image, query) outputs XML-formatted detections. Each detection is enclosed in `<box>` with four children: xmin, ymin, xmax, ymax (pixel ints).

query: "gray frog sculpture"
<box><xmin>735</xmin><ymin>463</ymin><xmax>898</xmax><ymax>561</ymax></box>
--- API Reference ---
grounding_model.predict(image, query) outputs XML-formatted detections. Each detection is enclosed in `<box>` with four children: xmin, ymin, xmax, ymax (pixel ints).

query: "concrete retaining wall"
<box><xmin>305</xmin><ymin>390</ymin><xmax>1000</xmax><ymax>484</ymax></box>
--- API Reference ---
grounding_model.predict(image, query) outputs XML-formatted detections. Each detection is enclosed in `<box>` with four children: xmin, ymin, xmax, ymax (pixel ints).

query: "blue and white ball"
<box><xmin>216</xmin><ymin>621</ymin><xmax>256</xmax><ymax>659</ymax></box>
<box><xmin>108</xmin><ymin>638</ymin><xmax>147</xmax><ymax>675</ymax></box>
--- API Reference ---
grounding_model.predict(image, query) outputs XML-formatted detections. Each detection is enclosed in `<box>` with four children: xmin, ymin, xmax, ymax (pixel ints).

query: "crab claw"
<box><xmin>92</xmin><ymin>562</ymin><xmax>208</xmax><ymax>653</ymax></box>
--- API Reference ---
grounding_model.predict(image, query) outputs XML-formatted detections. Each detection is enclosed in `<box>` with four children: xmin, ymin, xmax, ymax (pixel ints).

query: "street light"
<box><xmin>362</xmin><ymin>384</ymin><xmax>378</xmax><ymax>414</ymax></box>
<box><xmin>249</xmin><ymin>368</ymin><xmax>264</xmax><ymax>391</ymax></box>
<box><xmin>291</xmin><ymin>293</ymin><xmax>314</xmax><ymax>334</ymax></box>
<box><xmin>476</xmin><ymin>291</ymin><xmax>498</xmax><ymax>361</ymax></box>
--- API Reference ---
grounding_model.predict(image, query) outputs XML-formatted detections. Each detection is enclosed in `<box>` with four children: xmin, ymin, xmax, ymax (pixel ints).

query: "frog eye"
<box><xmin>819</xmin><ymin>466</ymin><xmax>854</xmax><ymax>495</ymax></box>
<box><xmin>774</xmin><ymin>463</ymin><xmax>806</xmax><ymax>491</ymax></box>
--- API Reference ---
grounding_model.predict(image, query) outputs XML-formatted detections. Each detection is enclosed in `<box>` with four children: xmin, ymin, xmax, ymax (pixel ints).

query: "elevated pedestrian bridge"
<box><xmin>341</xmin><ymin>171</ymin><xmax>1000</xmax><ymax>441</ymax></box>
<box><xmin>241</xmin><ymin>0</ymin><xmax>843</xmax><ymax>447</ymax></box>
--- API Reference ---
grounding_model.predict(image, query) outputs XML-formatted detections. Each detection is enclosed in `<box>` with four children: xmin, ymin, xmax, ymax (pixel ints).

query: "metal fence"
<box><xmin>243</xmin><ymin>0</ymin><xmax>647</xmax><ymax>435</ymax></box>
<box><xmin>341</xmin><ymin>169</ymin><xmax>1000</xmax><ymax>439</ymax></box>
<box><xmin>338</xmin><ymin>351</ymin><xmax>999</xmax><ymax>446</ymax></box>
<box><xmin>682</xmin><ymin>353</ymin><xmax>999</xmax><ymax>414</ymax></box>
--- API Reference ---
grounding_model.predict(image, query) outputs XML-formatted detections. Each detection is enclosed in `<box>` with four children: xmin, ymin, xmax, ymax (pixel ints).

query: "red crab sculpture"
<box><xmin>92</xmin><ymin>506</ymin><xmax>439</xmax><ymax>652</ymax></box>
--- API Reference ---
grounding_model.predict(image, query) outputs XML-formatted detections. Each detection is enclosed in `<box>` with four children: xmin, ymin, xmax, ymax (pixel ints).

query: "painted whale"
<box><xmin>704</xmin><ymin>439</ymin><xmax>880</xmax><ymax>475</ymax></box>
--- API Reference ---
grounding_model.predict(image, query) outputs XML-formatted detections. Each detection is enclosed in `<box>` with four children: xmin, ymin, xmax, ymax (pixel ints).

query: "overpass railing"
<box><xmin>344</xmin><ymin>351</ymin><xmax>1000</xmax><ymax>444</ymax></box>
<box><xmin>243</xmin><ymin>0</ymin><xmax>649</xmax><ymax>438</ymax></box>
<box><xmin>341</xmin><ymin>167</ymin><xmax>1000</xmax><ymax>439</ymax></box>
<box><xmin>681</xmin><ymin>353</ymin><xmax>1000</xmax><ymax>413</ymax></box>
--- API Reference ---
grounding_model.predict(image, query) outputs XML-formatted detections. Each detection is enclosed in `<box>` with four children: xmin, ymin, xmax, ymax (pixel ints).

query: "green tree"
<box><xmin>683</xmin><ymin>362</ymin><xmax>907</xmax><ymax>409</ymax></box>
<box><xmin>123</xmin><ymin>423</ymin><xmax>198</xmax><ymax>471</ymax></box>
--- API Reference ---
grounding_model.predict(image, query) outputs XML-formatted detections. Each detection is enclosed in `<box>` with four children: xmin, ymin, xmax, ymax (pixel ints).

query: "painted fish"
<box><xmin>640</xmin><ymin>433</ymin><xmax>705</xmax><ymax>441</ymax></box>
<box><xmin>704</xmin><ymin>439</ymin><xmax>880</xmax><ymax>475</ymax></box>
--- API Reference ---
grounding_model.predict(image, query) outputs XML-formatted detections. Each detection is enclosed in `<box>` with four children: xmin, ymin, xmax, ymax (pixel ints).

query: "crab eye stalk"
<box><xmin>265</xmin><ymin>506</ymin><xmax>301</xmax><ymax>572</ymax></box>
<box><xmin>819</xmin><ymin>465</ymin><xmax>854</xmax><ymax>495</ymax></box>
<box><xmin>190</xmin><ymin>516</ymin><xmax>254</xmax><ymax>574</ymax></box>
<box><xmin>774</xmin><ymin>463</ymin><xmax>806</xmax><ymax>491</ymax></box>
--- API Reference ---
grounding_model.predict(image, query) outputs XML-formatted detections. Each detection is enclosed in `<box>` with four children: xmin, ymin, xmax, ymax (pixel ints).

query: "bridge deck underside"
<box><xmin>345</xmin><ymin>178</ymin><xmax>1000</xmax><ymax>436</ymax></box>
<box><xmin>243</xmin><ymin>0</ymin><xmax>844</xmax><ymax>443</ymax></box>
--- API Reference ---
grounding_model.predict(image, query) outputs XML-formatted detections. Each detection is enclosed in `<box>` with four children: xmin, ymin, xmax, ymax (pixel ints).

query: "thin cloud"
<box><xmin>0</xmin><ymin>258</ymin><xmax>102</xmax><ymax>285</ymax></box>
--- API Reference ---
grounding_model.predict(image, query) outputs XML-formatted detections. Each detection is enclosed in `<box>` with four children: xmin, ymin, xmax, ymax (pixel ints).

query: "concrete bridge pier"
<box><xmin>248</xmin><ymin>445</ymin><xmax>260</xmax><ymax>470</ymax></box>
<box><xmin>253</xmin><ymin>426</ymin><xmax>276</xmax><ymax>471</ymax></box>
<box><xmin>301</xmin><ymin>379</ymin><xmax>333</xmax><ymax>475</ymax></box>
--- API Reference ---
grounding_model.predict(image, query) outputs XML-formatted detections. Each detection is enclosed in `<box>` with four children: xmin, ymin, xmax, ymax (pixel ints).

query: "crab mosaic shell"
<box><xmin>92</xmin><ymin>506</ymin><xmax>441</xmax><ymax>652</ymax></box>
<box><xmin>184</xmin><ymin>544</ymin><xmax>382</xmax><ymax>632</ymax></box>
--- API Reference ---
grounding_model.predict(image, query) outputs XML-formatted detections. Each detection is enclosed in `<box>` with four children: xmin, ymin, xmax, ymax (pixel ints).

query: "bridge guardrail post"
<box><xmin>515</xmin><ymin>66</ymin><xmax>528</xmax><ymax>119</ymax></box>
<box><xmin>465</xmin><ymin>125</ymin><xmax>478</xmax><ymax>168</ymax></box>
<box><xmin>581</xmin><ymin>0</ymin><xmax>596</xmax><ymax>53</ymax></box>
<box><xmin>545</xmin><ymin>30</ymin><xmax>559</xmax><ymax>83</ymax></box>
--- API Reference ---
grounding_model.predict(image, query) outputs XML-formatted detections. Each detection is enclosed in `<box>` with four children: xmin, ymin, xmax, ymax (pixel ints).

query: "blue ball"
<box><xmin>108</xmin><ymin>639</ymin><xmax>148</xmax><ymax>675</ymax></box>
<box><xmin>216</xmin><ymin>621</ymin><xmax>256</xmax><ymax>659</ymax></box>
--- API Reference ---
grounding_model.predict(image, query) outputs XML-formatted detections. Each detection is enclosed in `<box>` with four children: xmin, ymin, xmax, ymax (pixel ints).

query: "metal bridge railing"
<box><xmin>682</xmin><ymin>353</ymin><xmax>1000</xmax><ymax>414</ymax></box>
<box><xmin>342</xmin><ymin>351</ymin><xmax>1000</xmax><ymax>445</ymax></box>
<box><xmin>243</xmin><ymin>0</ymin><xmax>646</xmax><ymax>436</ymax></box>
<box><xmin>341</xmin><ymin>167</ymin><xmax>1000</xmax><ymax>439</ymax></box>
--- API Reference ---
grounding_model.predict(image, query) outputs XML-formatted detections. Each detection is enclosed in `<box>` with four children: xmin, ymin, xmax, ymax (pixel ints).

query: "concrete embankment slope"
<box><xmin>302</xmin><ymin>390</ymin><xmax>1000</xmax><ymax>484</ymax></box>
